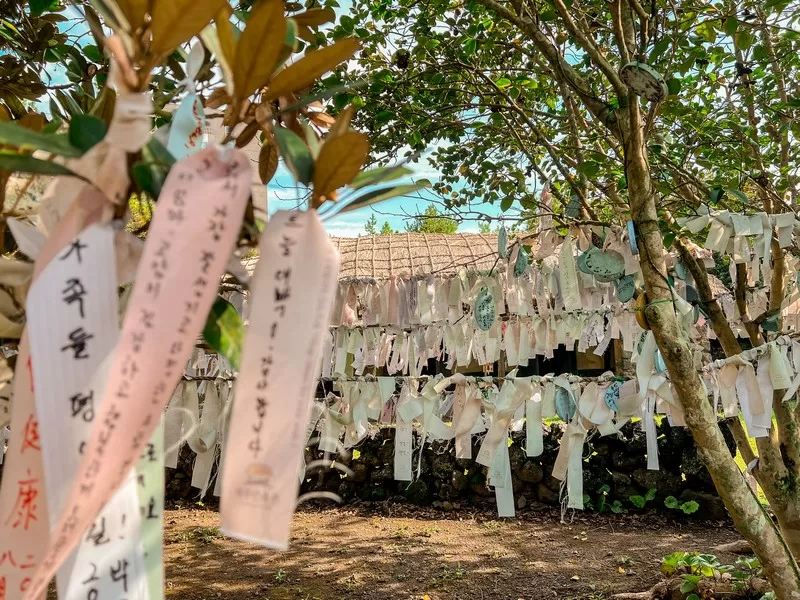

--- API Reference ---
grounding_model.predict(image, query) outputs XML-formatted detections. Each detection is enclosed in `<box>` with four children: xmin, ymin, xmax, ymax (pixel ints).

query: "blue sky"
<box><xmin>38</xmin><ymin>3</ymin><xmax>510</xmax><ymax>237</ymax></box>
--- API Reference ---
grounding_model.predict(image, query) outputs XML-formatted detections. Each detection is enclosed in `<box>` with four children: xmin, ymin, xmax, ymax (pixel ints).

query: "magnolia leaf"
<box><xmin>273</xmin><ymin>127</ymin><xmax>314</xmax><ymax>185</ymax></box>
<box><xmin>0</xmin><ymin>121</ymin><xmax>81</xmax><ymax>157</ymax></box>
<box><xmin>234</xmin><ymin>121</ymin><xmax>259</xmax><ymax>148</ymax></box>
<box><xmin>214</xmin><ymin>6</ymin><xmax>237</xmax><ymax>73</ymax></box>
<box><xmin>264</xmin><ymin>38</ymin><xmax>360</xmax><ymax>101</ymax></box>
<box><xmin>295</xmin><ymin>23</ymin><xmax>316</xmax><ymax>43</ymax></box>
<box><xmin>291</xmin><ymin>8</ymin><xmax>336</xmax><ymax>26</ymax></box>
<box><xmin>313</xmin><ymin>131</ymin><xmax>369</xmax><ymax>200</ymax></box>
<box><xmin>339</xmin><ymin>180</ymin><xmax>432</xmax><ymax>214</ymax></box>
<box><xmin>68</xmin><ymin>114</ymin><xmax>107</xmax><ymax>153</ymax></box>
<box><xmin>0</xmin><ymin>152</ymin><xmax>80</xmax><ymax>177</ymax></box>
<box><xmin>29</xmin><ymin>0</ymin><xmax>59</xmax><ymax>16</ymax></box>
<box><xmin>203</xmin><ymin>296</ymin><xmax>243</xmax><ymax>370</ymax></box>
<box><xmin>115</xmin><ymin>0</ymin><xmax>148</xmax><ymax>31</ymax></box>
<box><xmin>200</xmin><ymin>22</ymin><xmax>235</xmax><ymax>93</ymax></box>
<box><xmin>258</xmin><ymin>139</ymin><xmax>279</xmax><ymax>184</ymax></box>
<box><xmin>725</xmin><ymin>188</ymin><xmax>750</xmax><ymax>204</ymax></box>
<box><xmin>350</xmin><ymin>165</ymin><xmax>413</xmax><ymax>189</ymax></box>
<box><xmin>233</xmin><ymin>0</ymin><xmax>286</xmax><ymax>102</ymax></box>
<box><xmin>329</xmin><ymin>104</ymin><xmax>356</xmax><ymax>138</ymax></box>
<box><xmin>150</xmin><ymin>0</ymin><xmax>228</xmax><ymax>55</ymax></box>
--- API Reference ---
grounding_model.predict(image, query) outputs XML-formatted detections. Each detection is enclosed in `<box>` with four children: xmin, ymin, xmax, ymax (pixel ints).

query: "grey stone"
<box><xmin>431</xmin><ymin>453</ymin><xmax>453</xmax><ymax>479</ymax></box>
<box><xmin>517</xmin><ymin>460</ymin><xmax>544</xmax><ymax>483</ymax></box>
<box><xmin>350</xmin><ymin>462</ymin><xmax>369</xmax><ymax>483</ymax></box>
<box><xmin>451</xmin><ymin>469</ymin><xmax>469</xmax><ymax>491</ymax></box>
<box><xmin>404</xmin><ymin>480</ymin><xmax>429</xmax><ymax>505</ymax></box>
<box><xmin>632</xmin><ymin>468</ymin><xmax>682</xmax><ymax>497</ymax></box>
<box><xmin>679</xmin><ymin>490</ymin><xmax>728</xmax><ymax>521</ymax></box>
<box><xmin>517</xmin><ymin>495</ymin><xmax>528</xmax><ymax>510</ymax></box>
<box><xmin>441</xmin><ymin>501</ymin><xmax>454</xmax><ymax>512</ymax></box>
<box><xmin>611</xmin><ymin>471</ymin><xmax>631</xmax><ymax>486</ymax></box>
<box><xmin>537</xmin><ymin>482</ymin><xmax>560</xmax><ymax>505</ymax></box>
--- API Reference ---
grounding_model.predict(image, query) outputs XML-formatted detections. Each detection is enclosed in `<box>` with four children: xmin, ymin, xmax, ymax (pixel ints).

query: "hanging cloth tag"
<box><xmin>191</xmin><ymin>383</ymin><xmax>221</xmax><ymax>497</ymax></box>
<box><xmin>220</xmin><ymin>210</ymin><xmax>339</xmax><ymax>550</ymax></box>
<box><xmin>163</xmin><ymin>382</ymin><xmax>185</xmax><ymax>469</ymax></box>
<box><xmin>526</xmin><ymin>382</ymin><xmax>543</xmax><ymax>457</ymax></box>
<box><xmin>716</xmin><ymin>364</ymin><xmax>740</xmax><ymax>418</ymax></box>
<box><xmin>489</xmin><ymin>432</ymin><xmax>515</xmax><ymax>518</ymax></box>
<box><xmin>769</xmin><ymin>342</ymin><xmax>792</xmax><ymax>390</ymax></box>
<box><xmin>551</xmin><ymin>420</ymin><xmax>586</xmax><ymax>510</ymax></box>
<box><xmin>137</xmin><ymin>420</ymin><xmax>165</xmax><ymax>600</ymax></box>
<box><xmin>25</xmin><ymin>147</ymin><xmax>252</xmax><ymax>600</ymax></box>
<box><xmin>27</xmin><ymin>224</ymin><xmax>148</xmax><ymax>600</ymax></box>
<box><xmin>643</xmin><ymin>397</ymin><xmax>659</xmax><ymax>471</ymax></box>
<box><xmin>394</xmin><ymin>385</ymin><xmax>415</xmax><ymax>481</ymax></box>
<box><xmin>559</xmin><ymin>233</ymin><xmax>582</xmax><ymax>312</ymax></box>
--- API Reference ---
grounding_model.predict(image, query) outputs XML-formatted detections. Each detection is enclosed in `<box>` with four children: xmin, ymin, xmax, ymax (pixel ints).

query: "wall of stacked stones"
<box><xmin>164</xmin><ymin>420</ymin><xmax>736</xmax><ymax>520</ymax></box>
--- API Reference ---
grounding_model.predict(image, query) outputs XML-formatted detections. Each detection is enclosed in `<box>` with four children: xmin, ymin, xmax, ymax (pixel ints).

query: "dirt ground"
<box><xmin>163</xmin><ymin>505</ymin><xmax>741</xmax><ymax>600</ymax></box>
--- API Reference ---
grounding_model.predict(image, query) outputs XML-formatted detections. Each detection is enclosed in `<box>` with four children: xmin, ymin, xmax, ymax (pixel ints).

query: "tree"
<box><xmin>364</xmin><ymin>214</ymin><xmax>396</xmax><ymax>234</ymax></box>
<box><xmin>405</xmin><ymin>203</ymin><xmax>459</xmax><ymax>233</ymax></box>
<box><xmin>334</xmin><ymin>0</ymin><xmax>800</xmax><ymax>594</ymax></box>
<box><xmin>364</xmin><ymin>213</ymin><xmax>379</xmax><ymax>235</ymax></box>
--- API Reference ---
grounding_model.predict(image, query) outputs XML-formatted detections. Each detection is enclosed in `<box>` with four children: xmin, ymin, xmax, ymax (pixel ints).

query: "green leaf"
<box><xmin>709</xmin><ymin>187</ymin><xmax>725</xmax><ymax>205</ymax></box>
<box><xmin>29</xmin><ymin>0</ymin><xmax>59</xmax><ymax>15</ymax></box>
<box><xmin>202</xmin><ymin>297</ymin><xmax>243</xmax><ymax>370</ymax></box>
<box><xmin>687</xmin><ymin>595</ymin><xmax>700</xmax><ymax>600</ymax></box>
<box><xmin>663</xmin><ymin>232</ymin><xmax>676</xmax><ymax>248</ymax></box>
<box><xmin>667</xmin><ymin>78</ymin><xmax>681</xmax><ymax>96</ymax></box>
<box><xmin>495</xmin><ymin>77</ymin><xmax>511</xmax><ymax>89</ymax></box>
<box><xmin>0</xmin><ymin>151</ymin><xmax>80</xmax><ymax>177</ymax></box>
<box><xmin>629</xmin><ymin>495</ymin><xmax>646</xmax><ymax>509</ymax></box>
<box><xmin>696</xmin><ymin>21</ymin><xmax>716</xmax><ymax>43</ymax></box>
<box><xmin>645</xmin><ymin>488</ymin><xmax>657</xmax><ymax>501</ymax></box>
<box><xmin>83</xmin><ymin>44</ymin><xmax>103</xmax><ymax>63</ymax></box>
<box><xmin>577</xmin><ymin>161</ymin><xmax>600</xmax><ymax>177</ymax></box>
<box><xmin>736</xmin><ymin>30</ymin><xmax>754</xmax><ymax>50</ymax></box>
<box><xmin>133</xmin><ymin>137</ymin><xmax>177</xmax><ymax>199</ymax></box>
<box><xmin>375</xmin><ymin>109</ymin><xmax>394</xmax><ymax>125</ymax></box>
<box><xmin>273</xmin><ymin>128</ymin><xmax>314</xmax><ymax>185</ymax></box>
<box><xmin>680</xmin><ymin>575</ymin><xmax>701</xmax><ymax>593</ymax></box>
<box><xmin>650</xmin><ymin>39</ymin><xmax>670</xmax><ymax>61</ymax></box>
<box><xmin>0</xmin><ymin>121</ymin><xmax>81</xmax><ymax>157</ymax></box>
<box><xmin>68</xmin><ymin>114</ymin><xmax>106</xmax><ymax>153</ymax></box>
<box><xmin>539</xmin><ymin>10</ymin><xmax>557</xmax><ymax>21</ymax></box>
<box><xmin>725</xmin><ymin>188</ymin><xmax>749</xmax><ymax>204</ymax></box>
<box><xmin>681</xmin><ymin>500</ymin><xmax>700</xmax><ymax>515</ymax></box>
<box><xmin>724</xmin><ymin>17</ymin><xmax>738</xmax><ymax>35</ymax></box>
<box><xmin>350</xmin><ymin>165</ymin><xmax>413</xmax><ymax>189</ymax></box>
<box><xmin>500</xmin><ymin>196</ymin><xmax>513</xmax><ymax>211</ymax></box>
<box><xmin>664</xmin><ymin>496</ymin><xmax>679</xmax><ymax>509</ymax></box>
<box><xmin>340</xmin><ymin>180</ymin><xmax>432</xmax><ymax>213</ymax></box>
<box><xmin>464</xmin><ymin>38</ymin><xmax>477</xmax><ymax>55</ymax></box>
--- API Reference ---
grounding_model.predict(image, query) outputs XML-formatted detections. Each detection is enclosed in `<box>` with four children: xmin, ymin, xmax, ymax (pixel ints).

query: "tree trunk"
<box><xmin>623</xmin><ymin>99</ymin><xmax>800</xmax><ymax>599</ymax></box>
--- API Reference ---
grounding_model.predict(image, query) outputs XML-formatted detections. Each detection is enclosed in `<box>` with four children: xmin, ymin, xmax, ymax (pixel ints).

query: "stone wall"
<box><xmin>166</xmin><ymin>420</ymin><xmax>735</xmax><ymax>520</ymax></box>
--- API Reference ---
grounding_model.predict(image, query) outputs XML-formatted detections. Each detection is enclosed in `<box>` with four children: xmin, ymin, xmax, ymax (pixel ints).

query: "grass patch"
<box><xmin>189</xmin><ymin>525</ymin><xmax>222</xmax><ymax>544</ymax></box>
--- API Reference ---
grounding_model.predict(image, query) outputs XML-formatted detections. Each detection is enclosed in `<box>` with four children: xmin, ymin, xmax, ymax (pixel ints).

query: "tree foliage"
<box><xmin>331</xmin><ymin>0</ymin><xmax>800</xmax><ymax>226</ymax></box>
<box><xmin>405</xmin><ymin>203</ymin><xmax>459</xmax><ymax>233</ymax></box>
<box><xmin>328</xmin><ymin>0</ymin><xmax>800</xmax><ymax>592</ymax></box>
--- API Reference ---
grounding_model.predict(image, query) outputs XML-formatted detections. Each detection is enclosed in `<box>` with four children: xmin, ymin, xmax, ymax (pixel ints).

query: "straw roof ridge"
<box><xmin>332</xmin><ymin>232</ymin><xmax>499</xmax><ymax>278</ymax></box>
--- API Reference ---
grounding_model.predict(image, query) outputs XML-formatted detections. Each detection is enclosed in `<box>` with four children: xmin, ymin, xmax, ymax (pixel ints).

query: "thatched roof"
<box><xmin>332</xmin><ymin>233</ymin><xmax>499</xmax><ymax>278</ymax></box>
<box><xmin>241</xmin><ymin>233</ymin><xmax>734</xmax><ymax>296</ymax></box>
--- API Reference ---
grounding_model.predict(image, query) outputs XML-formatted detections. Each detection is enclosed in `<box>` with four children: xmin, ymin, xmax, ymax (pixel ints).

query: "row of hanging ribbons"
<box><xmin>157</xmin><ymin>330</ymin><xmax>800</xmax><ymax>519</ymax></box>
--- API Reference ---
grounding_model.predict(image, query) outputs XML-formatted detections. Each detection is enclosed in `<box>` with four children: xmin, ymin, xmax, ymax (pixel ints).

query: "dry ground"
<box><xmin>163</xmin><ymin>505</ymin><xmax>741</xmax><ymax>600</ymax></box>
